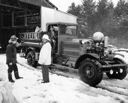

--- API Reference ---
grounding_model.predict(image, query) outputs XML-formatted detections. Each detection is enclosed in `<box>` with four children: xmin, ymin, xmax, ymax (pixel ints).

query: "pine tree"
<box><xmin>67</xmin><ymin>3</ymin><xmax>81</xmax><ymax>17</ymax></box>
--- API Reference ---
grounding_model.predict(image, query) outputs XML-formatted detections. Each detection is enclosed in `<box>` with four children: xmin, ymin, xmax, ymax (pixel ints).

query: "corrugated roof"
<box><xmin>19</xmin><ymin>0</ymin><xmax>57</xmax><ymax>8</ymax></box>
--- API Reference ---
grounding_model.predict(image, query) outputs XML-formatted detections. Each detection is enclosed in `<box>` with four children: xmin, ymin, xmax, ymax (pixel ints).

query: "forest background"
<box><xmin>67</xmin><ymin>0</ymin><xmax>128</xmax><ymax>48</ymax></box>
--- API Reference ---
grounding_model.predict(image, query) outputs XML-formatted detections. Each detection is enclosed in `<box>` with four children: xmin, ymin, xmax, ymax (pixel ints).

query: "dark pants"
<box><xmin>41</xmin><ymin>65</ymin><xmax>49</xmax><ymax>82</ymax></box>
<box><xmin>7</xmin><ymin>63</ymin><xmax>20</xmax><ymax>80</ymax></box>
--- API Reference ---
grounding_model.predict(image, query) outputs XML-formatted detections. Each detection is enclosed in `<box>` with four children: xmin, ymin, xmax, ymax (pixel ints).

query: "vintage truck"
<box><xmin>19</xmin><ymin>6</ymin><xmax>128</xmax><ymax>86</ymax></box>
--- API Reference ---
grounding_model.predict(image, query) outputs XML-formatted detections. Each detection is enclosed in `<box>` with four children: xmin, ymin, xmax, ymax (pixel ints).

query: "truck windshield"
<box><xmin>60</xmin><ymin>25</ymin><xmax>77</xmax><ymax>36</ymax></box>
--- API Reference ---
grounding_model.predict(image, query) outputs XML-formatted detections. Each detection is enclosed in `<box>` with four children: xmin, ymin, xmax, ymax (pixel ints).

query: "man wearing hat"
<box><xmin>6</xmin><ymin>35</ymin><xmax>23</xmax><ymax>83</ymax></box>
<box><xmin>38</xmin><ymin>34</ymin><xmax>52</xmax><ymax>83</ymax></box>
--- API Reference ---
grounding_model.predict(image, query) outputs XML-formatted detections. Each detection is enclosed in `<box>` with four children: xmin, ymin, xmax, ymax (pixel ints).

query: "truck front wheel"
<box><xmin>79</xmin><ymin>59</ymin><xmax>103</xmax><ymax>86</ymax></box>
<box><xmin>106</xmin><ymin>70</ymin><xmax>116</xmax><ymax>79</ymax></box>
<box><xmin>27</xmin><ymin>51</ymin><xmax>37</xmax><ymax>67</ymax></box>
<box><xmin>106</xmin><ymin>59</ymin><xmax>127</xmax><ymax>80</ymax></box>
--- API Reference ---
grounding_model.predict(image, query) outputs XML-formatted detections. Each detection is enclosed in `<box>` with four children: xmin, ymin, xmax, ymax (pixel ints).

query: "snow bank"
<box><xmin>0</xmin><ymin>55</ymin><xmax>19</xmax><ymax>103</ymax></box>
<box><xmin>0</xmin><ymin>81</ymin><xmax>19</xmax><ymax>103</ymax></box>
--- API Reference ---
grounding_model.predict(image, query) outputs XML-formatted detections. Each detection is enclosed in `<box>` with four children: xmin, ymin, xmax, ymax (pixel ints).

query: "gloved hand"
<box><xmin>12</xmin><ymin>59</ymin><xmax>17</xmax><ymax>64</ymax></box>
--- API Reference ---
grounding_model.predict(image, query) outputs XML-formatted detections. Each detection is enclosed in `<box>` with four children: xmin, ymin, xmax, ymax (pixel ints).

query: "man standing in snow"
<box><xmin>38</xmin><ymin>34</ymin><xmax>52</xmax><ymax>83</ymax></box>
<box><xmin>6</xmin><ymin>35</ymin><xmax>23</xmax><ymax>83</ymax></box>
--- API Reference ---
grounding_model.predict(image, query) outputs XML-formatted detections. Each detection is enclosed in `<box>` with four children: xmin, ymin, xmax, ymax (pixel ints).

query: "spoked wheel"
<box><xmin>106</xmin><ymin>59</ymin><xmax>127</xmax><ymax>80</ymax></box>
<box><xmin>79</xmin><ymin>59</ymin><xmax>103</xmax><ymax>87</ymax></box>
<box><xmin>27</xmin><ymin>51</ymin><xmax>37</xmax><ymax>67</ymax></box>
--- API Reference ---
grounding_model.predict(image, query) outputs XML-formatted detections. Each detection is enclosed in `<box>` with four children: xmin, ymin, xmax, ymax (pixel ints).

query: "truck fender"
<box><xmin>114</xmin><ymin>53</ymin><xmax>127</xmax><ymax>64</ymax></box>
<box><xmin>75</xmin><ymin>53</ymin><xmax>99</xmax><ymax>69</ymax></box>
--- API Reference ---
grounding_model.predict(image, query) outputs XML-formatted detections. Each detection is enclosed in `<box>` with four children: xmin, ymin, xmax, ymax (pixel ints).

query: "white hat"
<box><xmin>93</xmin><ymin>32</ymin><xmax>104</xmax><ymax>41</ymax></box>
<box><xmin>42</xmin><ymin>34</ymin><xmax>50</xmax><ymax>41</ymax></box>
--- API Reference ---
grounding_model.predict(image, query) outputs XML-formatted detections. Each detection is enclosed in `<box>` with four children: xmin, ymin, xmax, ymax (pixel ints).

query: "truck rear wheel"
<box><xmin>79</xmin><ymin>59</ymin><xmax>103</xmax><ymax>86</ymax></box>
<box><xmin>26</xmin><ymin>51</ymin><xmax>37</xmax><ymax>67</ymax></box>
<box><xmin>106</xmin><ymin>59</ymin><xmax>127</xmax><ymax>80</ymax></box>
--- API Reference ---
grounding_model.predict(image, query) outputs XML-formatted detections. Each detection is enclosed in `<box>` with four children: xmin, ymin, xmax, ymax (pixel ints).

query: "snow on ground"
<box><xmin>0</xmin><ymin>54</ymin><xmax>128</xmax><ymax>103</ymax></box>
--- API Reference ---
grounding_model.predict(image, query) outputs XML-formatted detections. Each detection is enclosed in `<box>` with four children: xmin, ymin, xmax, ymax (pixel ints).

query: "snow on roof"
<box><xmin>19</xmin><ymin>0</ymin><xmax>57</xmax><ymax>9</ymax></box>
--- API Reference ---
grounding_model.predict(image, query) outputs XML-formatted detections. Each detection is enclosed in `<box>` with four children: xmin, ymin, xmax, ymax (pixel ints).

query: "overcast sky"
<box><xmin>49</xmin><ymin>0</ymin><xmax>119</xmax><ymax>12</ymax></box>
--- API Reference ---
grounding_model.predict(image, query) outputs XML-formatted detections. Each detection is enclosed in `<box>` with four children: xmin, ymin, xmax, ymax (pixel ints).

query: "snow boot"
<box><xmin>41</xmin><ymin>81</ymin><xmax>49</xmax><ymax>83</ymax></box>
<box><xmin>8</xmin><ymin>73</ymin><xmax>15</xmax><ymax>83</ymax></box>
<box><xmin>14</xmin><ymin>71</ymin><xmax>23</xmax><ymax>79</ymax></box>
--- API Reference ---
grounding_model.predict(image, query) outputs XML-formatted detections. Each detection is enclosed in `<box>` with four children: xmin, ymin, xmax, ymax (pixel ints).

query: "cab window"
<box><xmin>60</xmin><ymin>25</ymin><xmax>77</xmax><ymax>36</ymax></box>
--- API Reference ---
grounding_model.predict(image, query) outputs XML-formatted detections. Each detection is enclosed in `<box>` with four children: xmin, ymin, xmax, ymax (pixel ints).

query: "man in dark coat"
<box><xmin>6</xmin><ymin>35</ymin><xmax>23</xmax><ymax>83</ymax></box>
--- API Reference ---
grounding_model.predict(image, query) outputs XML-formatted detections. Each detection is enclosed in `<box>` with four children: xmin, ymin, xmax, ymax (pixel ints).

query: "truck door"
<box><xmin>58</xmin><ymin>25</ymin><xmax>80</xmax><ymax>61</ymax></box>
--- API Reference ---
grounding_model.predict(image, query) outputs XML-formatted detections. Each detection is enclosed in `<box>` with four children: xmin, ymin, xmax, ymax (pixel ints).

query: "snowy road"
<box><xmin>0</xmin><ymin>54</ymin><xmax>128</xmax><ymax>103</ymax></box>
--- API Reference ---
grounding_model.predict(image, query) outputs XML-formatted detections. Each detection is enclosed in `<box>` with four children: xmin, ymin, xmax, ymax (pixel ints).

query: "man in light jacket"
<box><xmin>38</xmin><ymin>34</ymin><xmax>52</xmax><ymax>83</ymax></box>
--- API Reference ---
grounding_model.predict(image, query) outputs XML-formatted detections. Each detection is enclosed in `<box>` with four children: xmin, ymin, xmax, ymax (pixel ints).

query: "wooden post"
<box><xmin>0</xmin><ymin>8</ymin><xmax>2</xmax><ymax>49</ymax></box>
<box><xmin>0</xmin><ymin>9</ymin><xmax>1</xmax><ymax>27</ymax></box>
<box><xmin>24</xmin><ymin>10</ymin><xmax>27</xmax><ymax>26</ymax></box>
<box><xmin>0</xmin><ymin>10</ymin><xmax>1</xmax><ymax>33</ymax></box>
<box><xmin>12</xmin><ymin>11</ymin><xmax>14</xmax><ymax>27</ymax></box>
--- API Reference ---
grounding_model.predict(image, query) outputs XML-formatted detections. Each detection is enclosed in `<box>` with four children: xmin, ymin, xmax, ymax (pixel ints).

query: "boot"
<box><xmin>14</xmin><ymin>71</ymin><xmax>23</xmax><ymax>79</ymax></box>
<box><xmin>8</xmin><ymin>73</ymin><xmax>15</xmax><ymax>83</ymax></box>
<box><xmin>41</xmin><ymin>80</ymin><xmax>49</xmax><ymax>83</ymax></box>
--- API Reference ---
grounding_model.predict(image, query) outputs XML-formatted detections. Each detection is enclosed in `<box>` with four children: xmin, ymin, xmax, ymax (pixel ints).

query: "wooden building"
<box><xmin>0</xmin><ymin>0</ymin><xmax>57</xmax><ymax>51</ymax></box>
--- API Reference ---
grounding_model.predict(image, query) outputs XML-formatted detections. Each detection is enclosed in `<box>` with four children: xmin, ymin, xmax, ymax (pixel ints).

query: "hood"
<box><xmin>72</xmin><ymin>38</ymin><xmax>91</xmax><ymax>44</ymax></box>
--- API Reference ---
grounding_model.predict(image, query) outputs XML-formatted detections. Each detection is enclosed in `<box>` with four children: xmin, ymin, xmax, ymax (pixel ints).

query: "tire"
<box><xmin>114</xmin><ymin>59</ymin><xmax>127</xmax><ymax>80</ymax></box>
<box><xmin>79</xmin><ymin>59</ymin><xmax>103</xmax><ymax>87</ymax></box>
<box><xmin>106</xmin><ymin>59</ymin><xmax>127</xmax><ymax>80</ymax></box>
<box><xmin>26</xmin><ymin>51</ymin><xmax>37</xmax><ymax>67</ymax></box>
<box><xmin>106</xmin><ymin>71</ymin><xmax>117</xmax><ymax>79</ymax></box>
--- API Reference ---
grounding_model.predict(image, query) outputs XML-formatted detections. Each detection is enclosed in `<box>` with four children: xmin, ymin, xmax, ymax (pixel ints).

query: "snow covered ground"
<box><xmin>0</xmin><ymin>54</ymin><xmax>128</xmax><ymax>103</ymax></box>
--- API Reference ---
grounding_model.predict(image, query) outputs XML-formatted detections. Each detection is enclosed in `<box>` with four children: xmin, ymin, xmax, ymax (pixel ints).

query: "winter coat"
<box><xmin>38</xmin><ymin>41</ymin><xmax>52</xmax><ymax>65</ymax></box>
<box><xmin>6</xmin><ymin>43</ymin><xmax>17</xmax><ymax>64</ymax></box>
